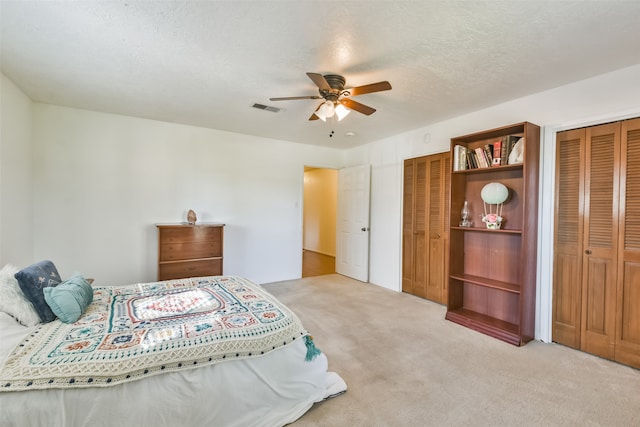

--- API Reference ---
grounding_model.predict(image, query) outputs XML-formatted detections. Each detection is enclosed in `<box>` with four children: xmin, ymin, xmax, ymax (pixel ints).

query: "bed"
<box><xmin>0</xmin><ymin>264</ymin><xmax>345</xmax><ymax>427</ymax></box>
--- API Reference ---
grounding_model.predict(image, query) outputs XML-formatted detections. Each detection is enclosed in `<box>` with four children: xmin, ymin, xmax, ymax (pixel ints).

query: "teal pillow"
<box><xmin>43</xmin><ymin>273</ymin><xmax>93</xmax><ymax>323</ymax></box>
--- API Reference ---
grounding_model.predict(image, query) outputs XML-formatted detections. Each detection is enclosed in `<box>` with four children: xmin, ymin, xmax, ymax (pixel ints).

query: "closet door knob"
<box><xmin>585</xmin><ymin>249</ymin><xmax>592</xmax><ymax>255</ymax></box>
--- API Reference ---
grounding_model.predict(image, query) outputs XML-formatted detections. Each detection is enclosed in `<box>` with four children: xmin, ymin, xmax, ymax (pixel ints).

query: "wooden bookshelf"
<box><xmin>446</xmin><ymin>122</ymin><xmax>540</xmax><ymax>346</ymax></box>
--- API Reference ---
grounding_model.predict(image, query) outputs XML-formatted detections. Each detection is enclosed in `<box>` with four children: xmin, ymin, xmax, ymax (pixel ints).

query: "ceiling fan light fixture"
<box><xmin>314</xmin><ymin>100</ymin><xmax>335</xmax><ymax>121</ymax></box>
<box><xmin>335</xmin><ymin>103</ymin><xmax>350</xmax><ymax>121</ymax></box>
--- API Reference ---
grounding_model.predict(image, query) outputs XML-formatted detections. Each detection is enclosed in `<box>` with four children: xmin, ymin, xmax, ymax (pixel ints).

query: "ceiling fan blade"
<box><xmin>348</xmin><ymin>81</ymin><xmax>392</xmax><ymax>97</ymax></box>
<box><xmin>306</xmin><ymin>72</ymin><xmax>331</xmax><ymax>91</ymax></box>
<box><xmin>308</xmin><ymin>103</ymin><xmax>321</xmax><ymax>121</ymax></box>
<box><xmin>270</xmin><ymin>95</ymin><xmax>322</xmax><ymax>101</ymax></box>
<box><xmin>340</xmin><ymin>98</ymin><xmax>376</xmax><ymax>115</ymax></box>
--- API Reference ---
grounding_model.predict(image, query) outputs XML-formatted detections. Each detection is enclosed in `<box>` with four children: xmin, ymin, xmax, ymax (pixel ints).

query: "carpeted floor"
<box><xmin>264</xmin><ymin>274</ymin><xmax>640</xmax><ymax>427</ymax></box>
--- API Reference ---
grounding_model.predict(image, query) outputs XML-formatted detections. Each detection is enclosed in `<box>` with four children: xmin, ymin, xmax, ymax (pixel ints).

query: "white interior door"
<box><xmin>336</xmin><ymin>164</ymin><xmax>371</xmax><ymax>282</ymax></box>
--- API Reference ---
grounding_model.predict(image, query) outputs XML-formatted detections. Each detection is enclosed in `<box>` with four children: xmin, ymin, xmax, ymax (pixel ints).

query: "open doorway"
<box><xmin>302</xmin><ymin>167</ymin><xmax>337</xmax><ymax>277</ymax></box>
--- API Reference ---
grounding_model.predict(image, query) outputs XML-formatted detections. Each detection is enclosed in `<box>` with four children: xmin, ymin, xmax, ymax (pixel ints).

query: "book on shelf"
<box><xmin>473</xmin><ymin>147</ymin><xmax>484</xmax><ymax>168</ymax></box>
<box><xmin>492</xmin><ymin>140</ymin><xmax>502</xmax><ymax>166</ymax></box>
<box><xmin>467</xmin><ymin>151</ymin><xmax>477</xmax><ymax>169</ymax></box>
<box><xmin>453</xmin><ymin>144</ymin><xmax>468</xmax><ymax>171</ymax></box>
<box><xmin>483</xmin><ymin>144</ymin><xmax>493</xmax><ymax>165</ymax></box>
<box><xmin>453</xmin><ymin>145</ymin><xmax>460</xmax><ymax>171</ymax></box>
<box><xmin>475</xmin><ymin>147</ymin><xmax>489</xmax><ymax>168</ymax></box>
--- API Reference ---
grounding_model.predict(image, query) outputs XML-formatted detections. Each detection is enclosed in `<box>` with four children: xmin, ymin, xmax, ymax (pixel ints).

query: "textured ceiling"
<box><xmin>2</xmin><ymin>1</ymin><xmax>640</xmax><ymax>149</ymax></box>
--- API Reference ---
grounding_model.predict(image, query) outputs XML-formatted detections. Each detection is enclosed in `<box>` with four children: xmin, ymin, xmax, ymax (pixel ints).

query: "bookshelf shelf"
<box><xmin>449</xmin><ymin>273</ymin><xmax>521</xmax><ymax>294</ymax></box>
<box><xmin>450</xmin><ymin>226</ymin><xmax>522</xmax><ymax>235</ymax></box>
<box><xmin>445</xmin><ymin>308</ymin><xmax>521</xmax><ymax>346</ymax></box>
<box><xmin>446</xmin><ymin>122</ymin><xmax>540</xmax><ymax>346</ymax></box>
<box><xmin>452</xmin><ymin>163</ymin><xmax>523</xmax><ymax>175</ymax></box>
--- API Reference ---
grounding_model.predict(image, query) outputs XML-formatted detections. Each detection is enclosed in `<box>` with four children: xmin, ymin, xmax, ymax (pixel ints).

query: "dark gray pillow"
<box><xmin>15</xmin><ymin>260</ymin><xmax>62</xmax><ymax>323</ymax></box>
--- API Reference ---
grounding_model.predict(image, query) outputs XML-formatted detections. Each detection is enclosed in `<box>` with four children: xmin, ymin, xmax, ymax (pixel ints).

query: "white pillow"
<box><xmin>0</xmin><ymin>264</ymin><xmax>41</xmax><ymax>326</ymax></box>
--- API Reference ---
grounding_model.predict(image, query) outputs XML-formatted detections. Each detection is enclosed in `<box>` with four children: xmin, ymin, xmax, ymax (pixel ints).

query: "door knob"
<box><xmin>361</xmin><ymin>227</ymin><xmax>369</xmax><ymax>232</ymax></box>
<box><xmin>585</xmin><ymin>249</ymin><xmax>592</xmax><ymax>255</ymax></box>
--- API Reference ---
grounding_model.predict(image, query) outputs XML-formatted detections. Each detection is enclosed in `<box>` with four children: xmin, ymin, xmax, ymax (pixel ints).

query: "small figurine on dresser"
<box><xmin>187</xmin><ymin>209</ymin><xmax>197</xmax><ymax>225</ymax></box>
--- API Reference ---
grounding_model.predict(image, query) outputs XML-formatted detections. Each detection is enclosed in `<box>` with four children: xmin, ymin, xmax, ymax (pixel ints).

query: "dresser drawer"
<box><xmin>158</xmin><ymin>259</ymin><xmax>222</xmax><ymax>281</ymax></box>
<box><xmin>159</xmin><ymin>226</ymin><xmax>222</xmax><ymax>245</ymax></box>
<box><xmin>159</xmin><ymin>241</ymin><xmax>220</xmax><ymax>261</ymax></box>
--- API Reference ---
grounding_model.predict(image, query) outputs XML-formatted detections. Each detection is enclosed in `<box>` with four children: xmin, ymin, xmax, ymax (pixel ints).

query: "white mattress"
<box><xmin>0</xmin><ymin>312</ymin><xmax>346</xmax><ymax>427</ymax></box>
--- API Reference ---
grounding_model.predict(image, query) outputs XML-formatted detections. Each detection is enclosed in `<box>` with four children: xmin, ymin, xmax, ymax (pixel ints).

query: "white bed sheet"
<box><xmin>0</xmin><ymin>312</ymin><xmax>346</xmax><ymax>427</ymax></box>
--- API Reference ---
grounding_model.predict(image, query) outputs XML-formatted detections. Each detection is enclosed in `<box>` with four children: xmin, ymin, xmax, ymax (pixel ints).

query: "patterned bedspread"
<box><xmin>0</xmin><ymin>276</ymin><xmax>308</xmax><ymax>392</ymax></box>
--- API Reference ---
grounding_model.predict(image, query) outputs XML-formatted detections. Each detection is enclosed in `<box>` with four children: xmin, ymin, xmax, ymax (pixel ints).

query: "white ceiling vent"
<box><xmin>252</xmin><ymin>103</ymin><xmax>281</xmax><ymax>113</ymax></box>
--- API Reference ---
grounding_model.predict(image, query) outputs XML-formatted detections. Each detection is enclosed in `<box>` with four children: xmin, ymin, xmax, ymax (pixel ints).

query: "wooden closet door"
<box><xmin>402</xmin><ymin>157</ymin><xmax>428</xmax><ymax>298</ymax></box>
<box><xmin>425</xmin><ymin>153</ymin><xmax>450</xmax><ymax>304</ymax></box>
<box><xmin>402</xmin><ymin>160</ymin><xmax>415</xmax><ymax>294</ymax></box>
<box><xmin>615</xmin><ymin>117</ymin><xmax>640</xmax><ymax>367</ymax></box>
<box><xmin>413</xmin><ymin>158</ymin><xmax>428</xmax><ymax>298</ymax></box>
<box><xmin>580</xmin><ymin>122</ymin><xmax>620</xmax><ymax>360</ymax></box>
<box><xmin>553</xmin><ymin>129</ymin><xmax>586</xmax><ymax>349</ymax></box>
<box><xmin>402</xmin><ymin>153</ymin><xmax>449</xmax><ymax>303</ymax></box>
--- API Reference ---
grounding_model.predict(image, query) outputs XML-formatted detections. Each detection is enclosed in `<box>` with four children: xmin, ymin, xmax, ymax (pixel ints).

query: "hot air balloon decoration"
<box><xmin>480</xmin><ymin>182</ymin><xmax>509</xmax><ymax>229</ymax></box>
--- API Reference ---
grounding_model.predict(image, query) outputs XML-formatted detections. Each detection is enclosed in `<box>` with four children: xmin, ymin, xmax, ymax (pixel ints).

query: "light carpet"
<box><xmin>264</xmin><ymin>274</ymin><xmax>640</xmax><ymax>427</ymax></box>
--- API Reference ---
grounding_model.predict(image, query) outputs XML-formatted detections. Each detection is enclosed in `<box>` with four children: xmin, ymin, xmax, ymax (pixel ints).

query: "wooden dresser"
<box><xmin>157</xmin><ymin>223</ymin><xmax>224</xmax><ymax>281</ymax></box>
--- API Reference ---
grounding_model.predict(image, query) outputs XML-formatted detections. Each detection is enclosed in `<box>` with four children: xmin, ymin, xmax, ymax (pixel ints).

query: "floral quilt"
<box><xmin>0</xmin><ymin>276</ymin><xmax>308</xmax><ymax>391</ymax></box>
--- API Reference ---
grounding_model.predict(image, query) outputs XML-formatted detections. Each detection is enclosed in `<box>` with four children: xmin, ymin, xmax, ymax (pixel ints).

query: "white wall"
<box><xmin>0</xmin><ymin>74</ymin><xmax>33</xmax><ymax>266</ymax></box>
<box><xmin>346</xmin><ymin>64</ymin><xmax>640</xmax><ymax>342</ymax></box>
<box><xmin>28</xmin><ymin>103</ymin><xmax>342</xmax><ymax>285</ymax></box>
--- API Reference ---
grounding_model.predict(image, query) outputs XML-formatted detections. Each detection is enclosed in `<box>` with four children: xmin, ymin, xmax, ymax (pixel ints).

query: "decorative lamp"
<box><xmin>459</xmin><ymin>200</ymin><xmax>472</xmax><ymax>227</ymax></box>
<box><xmin>480</xmin><ymin>182</ymin><xmax>509</xmax><ymax>229</ymax></box>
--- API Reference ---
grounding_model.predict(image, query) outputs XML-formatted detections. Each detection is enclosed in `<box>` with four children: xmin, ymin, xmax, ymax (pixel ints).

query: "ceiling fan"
<box><xmin>270</xmin><ymin>72</ymin><xmax>392</xmax><ymax>121</ymax></box>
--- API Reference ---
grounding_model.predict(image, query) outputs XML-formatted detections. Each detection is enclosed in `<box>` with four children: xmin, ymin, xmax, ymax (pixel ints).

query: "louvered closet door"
<box><xmin>402</xmin><ymin>153</ymin><xmax>450</xmax><ymax>303</ymax></box>
<box><xmin>402</xmin><ymin>160</ymin><xmax>415</xmax><ymax>294</ymax></box>
<box><xmin>581</xmin><ymin>122</ymin><xmax>620</xmax><ymax>360</ymax></box>
<box><xmin>553</xmin><ymin>129</ymin><xmax>586</xmax><ymax>349</ymax></box>
<box><xmin>615</xmin><ymin>118</ymin><xmax>640</xmax><ymax>367</ymax></box>
<box><xmin>402</xmin><ymin>158</ymin><xmax>428</xmax><ymax>298</ymax></box>
<box><xmin>413</xmin><ymin>158</ymin><xmax>428</xmax><ymax>298</ymax></box>
<box><xmin>426</xmin><ymin>153</ymin><xmax>450</xmax><ymax>304</ymax></box>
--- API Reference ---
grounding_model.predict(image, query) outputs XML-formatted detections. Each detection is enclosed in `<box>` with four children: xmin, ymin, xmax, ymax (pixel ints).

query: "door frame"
<box><xmin>300</xmin><ymin>164</ymin><xmax>338</xmax><ymax>278</ymax></box>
